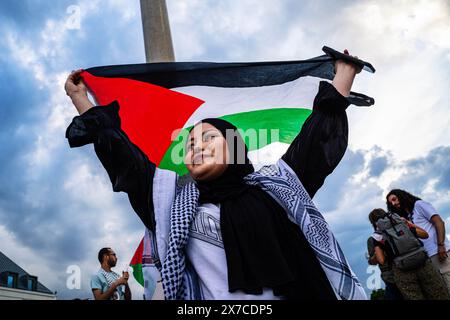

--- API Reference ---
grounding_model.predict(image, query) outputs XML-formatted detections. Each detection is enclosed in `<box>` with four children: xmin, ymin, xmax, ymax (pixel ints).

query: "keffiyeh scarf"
<box><xmin>158</xmin><ymin>159</ymin><xmax>366</xmax><ymax>300</ymax></box>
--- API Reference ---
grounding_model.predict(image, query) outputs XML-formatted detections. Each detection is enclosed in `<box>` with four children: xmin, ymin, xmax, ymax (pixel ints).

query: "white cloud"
<box><xmin>5</xmin><ymin>32</ymin><xmax>46</xmax><ymax>86</ymax></box>
<box><xmin>167</xmin><ymin>0</ymin><xmax>450</xmax><ymax>161</ymax></box>
<box><xmin>5</xmin><ymin>0</ymin><xmax>142</xmax><ymax>170</ymax></box>
<box><xmin>322</xmin><ymin>182</ymin><xmax>382</xmax><ymax>229</ymax></box>
<box><xmin>59</xmin><ymin>159</ymin><xmax>145</xmax><ymax>299</ymax></box>
<box><xmin>337</xmin><ymin>0</ymin><xmax>450</xmax><ymax>160</ymax></box>
<box><xmin>167</xmin><ymin>0</ymin><xmax>285</xmax><ymax>60</ymax></box>
<box><xmin>108</xmin><ymin>0</ymin><xmax>138</xmax><ymax>23</ymax></box>
<box><xmin>0</xmin><ymin>0</ymin><xmax>145</xmax><ymax>299</ymax></box>
<box><xmin>0</xmin><ymin>224</ymin><xmax>56</xmax><ymax>294</ymax></box>
<box><xmin>342</xmin><ymin>0</ymin><xmax>450</xmax><ymax>56</ymax></box>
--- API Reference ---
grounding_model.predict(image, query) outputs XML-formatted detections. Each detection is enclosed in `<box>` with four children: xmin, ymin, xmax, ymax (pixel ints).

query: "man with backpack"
<box><xmin>367</xmin><ymin>234</ymin><xmax>403</xmax><ymax>300</ymax></box>
<box><xmin>368</xmin><ymin>209</ymin><xmax>449</xmax><ymax>300</ymax></box>
<box><xmin>387</xmin><ymin>189</ymin><xmax>450</xmax><ymax>293</ymax></box>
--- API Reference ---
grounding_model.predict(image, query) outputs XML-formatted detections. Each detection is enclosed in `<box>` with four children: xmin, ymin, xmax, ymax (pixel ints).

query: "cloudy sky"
<box><xmin>0</xmin><ymin>0</ymin><xmax>449</xmax><ymax>299</ymax></box>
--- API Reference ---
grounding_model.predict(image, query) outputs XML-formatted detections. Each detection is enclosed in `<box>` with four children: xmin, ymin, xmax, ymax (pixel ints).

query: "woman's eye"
<box><xmin>203</xmin><ymin>133</ymin><xmax>217</xmax><ymax>142</ymax></box>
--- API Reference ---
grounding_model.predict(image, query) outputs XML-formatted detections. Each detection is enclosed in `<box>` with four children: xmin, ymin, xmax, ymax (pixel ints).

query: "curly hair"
<box><xmin>386</xmin><ymin>189</ymin><xmax>421</xmax><ymax>217</ymax></box>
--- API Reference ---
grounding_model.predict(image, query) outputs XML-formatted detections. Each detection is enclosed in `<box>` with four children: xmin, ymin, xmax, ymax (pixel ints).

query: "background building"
<box><xmin>0</xmin><ymin>251</ymin><xmax>56</xmax><ymax>300</ymax></box>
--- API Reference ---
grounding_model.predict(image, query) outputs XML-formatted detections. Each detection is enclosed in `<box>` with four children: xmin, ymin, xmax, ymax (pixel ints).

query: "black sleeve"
<box><xmin>65</xmin><ymin>101</ymin><xmax>156</xmax><ymax>230</ymax></box>
<box><xmin>281</xmin><ymin>81</ymin><xmax>349</xmax><ymax>198</ymax></box>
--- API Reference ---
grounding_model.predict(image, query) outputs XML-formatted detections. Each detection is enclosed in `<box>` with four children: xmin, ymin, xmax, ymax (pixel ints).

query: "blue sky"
<box><xmin>0</xmin><ymin>0</ymin><xmax>449</xmax><ymax>299</ymax></box>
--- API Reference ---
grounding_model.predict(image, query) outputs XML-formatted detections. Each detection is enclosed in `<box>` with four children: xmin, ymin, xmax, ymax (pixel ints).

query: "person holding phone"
<box><xmin>91</xmin><ymin>247</ymin><xmax>132</xmax><ymax>300</ymax></box>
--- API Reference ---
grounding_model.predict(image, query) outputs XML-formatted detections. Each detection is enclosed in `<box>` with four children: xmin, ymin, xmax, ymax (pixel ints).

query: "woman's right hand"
<box><xmin>65</xmin><ymin>69</ymin><xmax>94</xmax><ymax>115</ymax></box>
<box><xmin>65</xmin><ymin>69</ymin><xmax>87</xmax><ymax>98</ymax></box>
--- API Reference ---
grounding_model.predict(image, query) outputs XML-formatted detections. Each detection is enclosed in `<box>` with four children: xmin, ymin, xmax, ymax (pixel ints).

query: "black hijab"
<box><xmin>190</xmin><ymin>119</ymin><xmax>336</xmax><ymax>300</ymax></box>
<box><xmin>194</xmin><ymin>118</ymin><xmax>254</xmax><ymax>204</ymax></box>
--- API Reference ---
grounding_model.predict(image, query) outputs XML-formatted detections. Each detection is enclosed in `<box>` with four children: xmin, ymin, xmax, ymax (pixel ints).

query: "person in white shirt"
<box><xmin>387</xmin><ymin>189</ymin><xmax>450</xmax><ymax>293</ymax></box>
<box><xmin>90</xmin><ymin>247</ymin><xmax>132</xmax><ymax>300</ymax></box>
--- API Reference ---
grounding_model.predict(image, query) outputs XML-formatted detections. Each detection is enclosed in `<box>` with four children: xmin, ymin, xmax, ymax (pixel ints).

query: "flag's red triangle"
<box><xmin>82</xmin><ymin>71</ymin><xmax>204</xmax><ymax>165</ymax></box>
<box><xmin>130</xmin><ymin>238</ymin><xmax>144</xmax><ymax>266</ymax></box>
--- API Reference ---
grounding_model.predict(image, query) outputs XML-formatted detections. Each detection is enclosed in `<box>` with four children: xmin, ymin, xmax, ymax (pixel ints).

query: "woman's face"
<box><xmin>388</xmin><ymin>194</ymin><xmax>401</xmax><ymax>210</ymax></box>
<box><xmin>184</xmin><ymin>123</ymin><xmax>229</xmax><ymax>181</ymax></box>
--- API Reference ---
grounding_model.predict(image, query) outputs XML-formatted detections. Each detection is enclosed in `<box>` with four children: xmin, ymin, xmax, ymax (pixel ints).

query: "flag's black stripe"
<box><xmin>322</xmin><ymin>46</ymin><xmax>376</xmax><ymax>73</ymax></box>
<box><xmin>86</xmin><ymin>55</ymin><xmax>374</xmax><ymax>106</ymax></box>
<box><xmin>86</xmin><ymin>56</ymin><xmax>334</xmax><ymax>87</ymax></box>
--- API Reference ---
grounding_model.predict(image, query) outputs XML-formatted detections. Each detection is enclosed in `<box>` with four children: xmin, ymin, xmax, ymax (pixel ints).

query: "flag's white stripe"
<box><xmin>173</xmin><ymin>76</ymin><xmax>324</xmax><ymax>128</ymax></box>
<box><xmin>247</xmin><ymin>141</ymin><xmax>290</xmax><ymax>171</ymax></box>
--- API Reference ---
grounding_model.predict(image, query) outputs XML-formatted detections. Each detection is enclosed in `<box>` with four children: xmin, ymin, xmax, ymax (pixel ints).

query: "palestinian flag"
<box><xmin>79</xmin><ymin>47</ymin><xmax>375</xmax><ymax>291</ymax></box>
<box><xmin>129</xmin><ymin>239</ymin><xmax>144</xmax><ymax>286</ymax></box>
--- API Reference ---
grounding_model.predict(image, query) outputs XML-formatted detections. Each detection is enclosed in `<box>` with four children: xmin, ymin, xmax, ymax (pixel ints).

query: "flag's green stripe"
<box><xmin>130</xmin><ymin>263</ymin><xmax>144</xmax><ymax>287</ymax></box>
<box><xmin>159</xmin><ymin>108</ymin><xmax>312</xmax><ymax>175</ymax></box>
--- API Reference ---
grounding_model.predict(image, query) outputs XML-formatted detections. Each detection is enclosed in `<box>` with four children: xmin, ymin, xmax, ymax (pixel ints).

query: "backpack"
<box><xmin>376</xmin><ymin>212</ymin><xmax>428</xmax><ymax>271</ymax></box>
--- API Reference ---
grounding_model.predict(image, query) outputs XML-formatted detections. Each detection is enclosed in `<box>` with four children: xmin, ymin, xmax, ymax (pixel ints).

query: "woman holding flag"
<box><xmin>65</xmin><ymin>49</ymin><xmax>367</xmax><ymax>300</ymax></box>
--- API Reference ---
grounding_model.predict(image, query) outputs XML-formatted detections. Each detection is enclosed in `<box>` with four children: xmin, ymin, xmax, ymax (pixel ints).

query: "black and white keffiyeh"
<box><xmin>160</xmin><ymin>181</ymin><xmax>200</xmax><ymax>299</ymax></box>
<box><xmin>159</xmin><ymin>159</ymin><xmax>366</xmax><ymax>300</ymax></box>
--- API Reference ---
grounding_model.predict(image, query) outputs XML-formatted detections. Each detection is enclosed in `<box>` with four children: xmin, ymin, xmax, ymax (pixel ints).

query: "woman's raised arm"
<box><xmin>65</xmin><ymin>72</ymin><xmax>157</xmax><ymax>230</ymax></box>
<box><xmin>281</xmin><ymin>50</ymin><xmax>361</xmax><ymax>198</ymax></box>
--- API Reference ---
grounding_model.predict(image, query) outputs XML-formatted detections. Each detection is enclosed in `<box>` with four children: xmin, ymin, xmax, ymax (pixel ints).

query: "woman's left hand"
<box><xmin>332</xmin><ymin>49</ymin><xmax>362</xmax><ymax>97</ymax></box>
<box><xmin>335</xmin><ymin>49</ymin><xmax>362</xmax><ymax>76</ymax></box>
